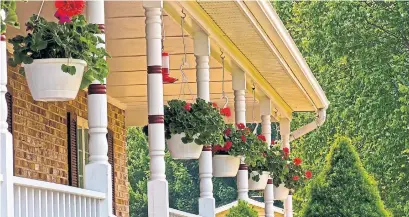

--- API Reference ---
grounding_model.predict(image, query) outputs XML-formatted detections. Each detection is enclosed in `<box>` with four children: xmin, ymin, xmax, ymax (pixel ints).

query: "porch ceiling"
<box><xmin>6</xmin><ymin>1</ymin><xmax>328</xmax><ymax>127</ymax></box>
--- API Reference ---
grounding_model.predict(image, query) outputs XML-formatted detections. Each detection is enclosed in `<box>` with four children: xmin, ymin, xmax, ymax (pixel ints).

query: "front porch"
<box><xmin>0</xmin><ymin>1</ymin><xmax>328</xmax><ymax>217</ymax></box>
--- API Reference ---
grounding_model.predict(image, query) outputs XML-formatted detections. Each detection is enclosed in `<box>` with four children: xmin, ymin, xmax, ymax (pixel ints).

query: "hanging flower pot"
<box><xmin>164</xmin><ymin>99</ymin><xmax>225</xmax><ymax>160</ymax></box>
<box><xmin>212</xmin><ymin>154</ymin><xmax>241</xmax><ymax>177</ymax></box>
<box><xmin>24</xmin><ymin>59</ymin><xmax>86</xmax><ymax>101</ymax></box>
<box><xmin>274</xmin><ymin>183</ymin><xmax>290</xmax><ymax>200</ymax></box>
<box><xmin>248</xmin><ymin>171</ymin><xmax>270</xmax><ymax>191</ymax></box>
<box><xmin>8</xmin><ymin>14</ymin><xmax>109</xmax><ymax>102</ymax></box>
<box><xmin>167</xmin><ymin>133</ymin><xmax>203</xmax><ymax>160</ymax></box>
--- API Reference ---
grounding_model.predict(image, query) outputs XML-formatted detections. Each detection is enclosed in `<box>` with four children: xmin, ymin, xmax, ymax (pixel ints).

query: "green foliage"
<box><xmin>0</xmin><ymin>0</ymin><xmax>19</xmax><ymax>34</ymax></box>
<box><xmin>226</xmin><ymin>200</ymin><xmax>258</xmax><ymax>217</ymax></box>
<box><xmin>215</xmin><ymin>124</ymin><xmax>268</xmax><ymax>167</ymax></box>
<box><xmin>127</xmin><ymin>127</ymin><xmax>200</xmax><ymax>216</ymax></box>
<box><xmin>301</xmin><ymin>137</ymin><xmax>391</xmax><ymax>217</ymax></box>
<box><xmin>274</xmin><ymin>1</ymin><xmax>409</xmax><ymax>215</ymax></box>
<box><xmin>8</xmin><ymin>15</ymin><xmax>109</xmax><ymax>89</ymax></box>
<box><xmin>164</xmin><ymin>98</ymin><xmax>224</xmax><ymax>145</ymax></box>
<box><xmin>249</xmin><ymin>144</ymin><xmax>285</xmax><ymax>182</ymax></box>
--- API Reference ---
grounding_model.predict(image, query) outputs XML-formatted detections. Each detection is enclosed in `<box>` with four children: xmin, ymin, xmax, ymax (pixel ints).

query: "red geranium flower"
<box><xmin>54</xmin><ymin>11</ymin><xmax>71</xmax><ymax>24</ymax></box>
<box><xmin>184</xmin><ymin>103</ymin><xmax>191</xmax><ymax>111</ymax></box>
<box><xmin>220</xmin><ymin>107</ymin><xmax>231</xmax><ymax>117</ymax></box>
<box><xmin>283</xmin><ymin>147</ymin><xmax>290</xmax><ymax>158</ymax></box>
<box><xmin>236</xmin><ymin>123</ymin><xmax>245</xmax><ymax>130</ymax></box>
<box><xmin>55</xmin><ymin>0</ymin><xmax>85</xmax><ymax>17</ymax></box>
<box><xmin>293</xmin><ymin>157</ymin><xmax>302</xmax><ymax>166</ymax></box>
<box><xmin>257</xmin><ymin>134</ymin><xmax>266</xmax><ymax>142</ymax></box>
<box><xmin>213</xmin><ymin>145</ymin><xmax>223</xmax><ymax>152</ymax></box>
<box><xmin>305</xmin><ymin>170</ymin><xmax>312</xmax><ymax>179</ymax></box>
<box><xmin>241</xmin><ymin>135</ymin><xmax>247</xmax><ymax>142</ymax></box>
<box><xmin>224</xmin><ymin>128</ymin><xmax>232</xmax><ymax>136</ymax></box>
<box><xmin>271</xmin><ymin>139</ymin><xmax>275</xmax><ymax>145</ymax></box>
<box><xmin>292</xmin><ymin>175</ymin><xmax>299</xmax><ymax>181</ymax></box>
<box><xmin>212</xmin><ymin>102</ymin><xmax>218</xmax><ymax>108</ymax></box>
<box><xmin>223</xmin><ymin>141</ymin><xmax>232</xmax><ymax>151</ymax></box>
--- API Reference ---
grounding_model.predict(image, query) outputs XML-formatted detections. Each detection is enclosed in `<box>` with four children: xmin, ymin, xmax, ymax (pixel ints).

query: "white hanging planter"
<box><xmin>24</xmin><ymin>58</ymin><xmax>86</xmax><ymax>101</ymax></box>
<box><xmin>167</xmin><ymin>133</ymin><xmax>203</xmax><ymax>160</ymax></box>
<box><xmin>248</xmin><ymin>171</ymin><xmax>270</xmax><ymax>191</ymax></box>
<box><xmin>274</xmin><ymin>183</ymin><xmax>290</xmax><ymax>200</ymax></box>
<box><xmin>212</xmin><ymin>155</ymin><xmax>241</xmax><ymax>177</ymax></box>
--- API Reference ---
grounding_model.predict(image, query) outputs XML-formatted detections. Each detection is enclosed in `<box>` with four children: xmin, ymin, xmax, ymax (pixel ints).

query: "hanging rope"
<box><xmin>221</xmin><ymin>50</ymin><xmax>229</xmax><ymax>108</ymax></box>
<box><xmin>178</xmin><ymin>9</ymin><xmax>193</xmax><ymax>101</ymax></box>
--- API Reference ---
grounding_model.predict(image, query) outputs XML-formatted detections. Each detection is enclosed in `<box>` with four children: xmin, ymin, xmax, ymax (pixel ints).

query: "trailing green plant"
<box><xmin>226</xmin><ymin>200</ymin><xmax>258</xmax><ymax>217</ymax></box>
<box><xmin>164</xmin><ymin>98</ymin><xmax>225</xmax><ymax>145</ymax></box>
<box><xmin>8</xmin><ymin>14</ymin><xmax>109</xmax><ymax>89</ymax></box>
<box><xmin>0</xmin><ymin>0</ymin><xmax>19</xmax><ymax>34</ymax></box>
<box><xmin>300</xmin><ymin>137</ymin><xmax>391</xmax><ymax>217</ymax></box>
<box><xmin>249</xmin><ymin>144</ymin><xmax>287</xmax><ymax>182</ymax></box>
<box><xmin>213</xmin><ymin>124</ymin><xmax>268</xmax><ymax>166</ymax></box>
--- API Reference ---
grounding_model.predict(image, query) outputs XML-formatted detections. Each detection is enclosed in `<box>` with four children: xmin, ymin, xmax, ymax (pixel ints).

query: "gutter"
<box><xmin>289</xmin><ymin>107</ymin><xmax>327</xmax><ymax>142</ymax></box>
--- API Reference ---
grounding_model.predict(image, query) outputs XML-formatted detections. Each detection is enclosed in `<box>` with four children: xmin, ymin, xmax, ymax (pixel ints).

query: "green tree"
<box><xmin>273</xmin><ymin>2</ymin><xmax>409</xmax><ymax>215</ymax></box>
<box><xmin>301</xmin><ymin>137</ymin><xmax>390</xmax><ymax>217</ymax></box>
<box><xmin>226</xmin><ymin>200</ymin><xmax>258</xmax><ymax>217</ymax></box>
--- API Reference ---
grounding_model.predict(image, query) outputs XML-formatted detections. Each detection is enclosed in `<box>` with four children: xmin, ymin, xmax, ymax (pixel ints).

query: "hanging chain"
<box><xmin>252</xmin><ymin>83</ymin><xmax>258</xmax><ymax>135</ymax></box>
<box><xmin>178</xmin><ymin>9</ymin><xmax>193</xmax><ymax>101</ymax></box>
<box><xmin>161</xmin><ymin>9</ymin><xmax>165</xmax><ymax>51</ymax></box>
<box><xmin>36</xmin><ymin>0</ymin><xmax>45</xmax><ymax>21</ymax></box>
<box><xmin>221</xmin><ymin>50</ymin><xmax>229</xmax><ymax>108</ymax></box>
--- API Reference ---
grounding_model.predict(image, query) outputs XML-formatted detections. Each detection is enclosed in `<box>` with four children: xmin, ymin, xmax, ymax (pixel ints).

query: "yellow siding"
<box><xmin>216</xmin><ymin>206</ymin><xmax>284</xmax><ymax>217</ymax></box>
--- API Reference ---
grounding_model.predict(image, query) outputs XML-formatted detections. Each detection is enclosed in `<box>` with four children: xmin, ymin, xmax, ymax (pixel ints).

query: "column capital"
<box><xmin>260</xmin><ymin>96</ymin><xmax>271</xmax><ymax>116</ymax></box>
<box><xmin>194</xmin><ymin>30</ymin><xmax>210</xmax><ymax>56</ymax></box>
<box><xmin>232</xmin><ymin>64</ymin><xmax>246</xmax><ymax>91</ymax></box>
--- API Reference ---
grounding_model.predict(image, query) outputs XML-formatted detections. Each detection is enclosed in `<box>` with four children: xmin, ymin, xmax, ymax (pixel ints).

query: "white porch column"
<box><xmin>232</xmin><ymin>65</ymin><xmax>248</xmax><ymax>200</ymax></box>
<box><xmin>260</xmin><ymin>97</ymin><xmax>274</xmax><ymax>217</ymax></box>
<box><xmin>194</xmin><ymin>30</ymin><xmax>215</xmax><ymax>217</ymax></box>
<box><xmin>84</xmin><ymin>2</ymin><xmax>114</xmax><ymax>217</ymax></box>
<box><xmin>1</xmin><ymin>32</ymin><xmax>15</xmax><ymax>217</ymax></box>
<box><xmin>144</xmin><ymin>1</ymin><xmax>169</xmax><ymax>217</ymax></box>
<box><xmin>280</xmin><ymin>118</ymin><xmax>292</xmax><ymax>217</ymax></box>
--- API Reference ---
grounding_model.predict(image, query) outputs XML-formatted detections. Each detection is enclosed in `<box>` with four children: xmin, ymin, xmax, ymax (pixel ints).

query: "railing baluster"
<box><xmin>74</xmin><ymin>195</ymin><xmax>77</xmax><ymax>217</ymax></box>
<box><xmin>68</xmin><ymin>194</ymin><xmax>71</xmax><ymax>217</ymax></box>
<box><xmin>63</xmin><ymin>192</ymin><xmax>66</xmax><ymax>217</ymax></box>
<box><xmin>45</xmin><ymin>190</ymin><xmax>48</xmax><ymax>217</ymax></box>
<box><xmin>31</xmin><ymin>189</ymin><xmax>34</xmax><ymax>217</ymax></box>
<box><xmin>38</xmin><ymin>189</ymin><xmax>42</xmax><ymax>217</ymax></box>
<box><xmin>51</xmin><ymin>191</ymin><xmax>54</xmax><ymax>217</ymax></box>
<box><xmin>25</xmin><ymin>187</ymin><xmax>28</xmax><ymax>217</ymax></box>
<box><xmin>18</xmin><ymin>186</ymin><xmax>22</xmax><ymax>217</ymax></box>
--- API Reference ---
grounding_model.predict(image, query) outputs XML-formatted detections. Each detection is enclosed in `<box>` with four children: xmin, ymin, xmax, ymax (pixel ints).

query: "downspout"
<box><xmin>289</xmin><ymin>107</ymin><xmax>327</xmax><ymax>142</ymax></box>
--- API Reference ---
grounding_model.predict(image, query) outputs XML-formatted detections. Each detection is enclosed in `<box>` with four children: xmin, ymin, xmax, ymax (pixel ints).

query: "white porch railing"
<box><xmin>169</xmin><ymin>208</ymin><xmax>202</xmax><ymax>217</ymax></box>
<box><xmin>13</xmin><ymin>177</ymin><xmax>106</xmax><ymax>217</ymax></box>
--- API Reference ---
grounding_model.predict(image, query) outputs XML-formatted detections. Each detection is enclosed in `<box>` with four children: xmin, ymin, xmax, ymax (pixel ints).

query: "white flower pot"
<box><xmin>212</xmin><ymin>155</ymin><xmax>241</xmax><ymax>177</ymax></box>
<box><xmin>274</xmin><ymin>183</ymin><xmax>290</xmax><ymax>200</ymax></box>
<box><xmin>248</xmin><ymin>171</ymin><xmax>270</xmax><ymax>191</ymax></box>
<box><xmin>167</xmin><ymin>133</ymin><xmax>203</xmax><ymax>160</ymax></box>
<box><xmin>24</xmin><ymin>58</ymin><xmax>86</xmax><ymax>101</ymax></box>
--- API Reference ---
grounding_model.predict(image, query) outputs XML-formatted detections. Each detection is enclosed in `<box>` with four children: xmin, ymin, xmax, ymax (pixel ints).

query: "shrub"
<box><xmin>226</xmin><ymin>200</ymin><xmax>258</xmax><ymax>217</ymax></box>
<box><xmin>300</xmin><ymin>137</ymin><xmax>391</xmax><ymax>217</ymax></box>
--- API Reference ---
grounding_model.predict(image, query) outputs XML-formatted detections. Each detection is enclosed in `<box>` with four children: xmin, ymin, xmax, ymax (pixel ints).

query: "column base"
<box><xmin>199</xmin><ymin>197</ymin><xmax>215</xmax><ymax>217</ymax></box>
<box><xmin>264</xmin><ymin>181</ymin><xmax>275</xmax><ymax>217</ymax></box>
<box><xmin>1</xmin><ymin>131</ymin><xmax>14</xmax><ymax>217</ymax></box>
<box><xmin>85</xmin><ymin>162</ymin><xmax>113</xmax><ymax>217</ymax></box>
<box><xmin>148</xmin><ymin>180</ymin><xmax>169</xmax><ymax>217</ymax></box>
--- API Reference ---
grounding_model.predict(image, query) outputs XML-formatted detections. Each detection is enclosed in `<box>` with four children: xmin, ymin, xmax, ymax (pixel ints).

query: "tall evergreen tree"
<box><xmin>301</xmin><ymin>137</ymin><xmax>390</xmax><ymax>217</ymax></box>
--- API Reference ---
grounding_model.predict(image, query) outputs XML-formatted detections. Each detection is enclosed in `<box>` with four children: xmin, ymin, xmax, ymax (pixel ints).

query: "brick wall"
<box><xmin>7</xmin><ymin>64</ymin><xmax>129</xmax><ymax>217</ymax></box>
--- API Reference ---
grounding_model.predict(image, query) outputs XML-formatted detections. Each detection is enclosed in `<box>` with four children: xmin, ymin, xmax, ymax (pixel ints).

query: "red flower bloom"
<box><xmin>292</xmin><ymin>175</ymin><xmax>299</xmax><ymax>181</ymax></box>
<box><xmin>305</xmin><ymin>170</ymin><xmax>313</xmax><ymax>179</ymax></box>
<box><xmin>223</xmin><ymin>141</ymin><xmax>232</xmax><ymax>151</ymax></box>
<box><xmin>184</xmin><ymin>103</ymin><xmax>191</xmax><ymax>111</ymax></box>
<box><xmin>213</xmin><ymin>145</ymin><xmax>223</xmax><ymax>152</ymax></box>
<box><xmin>220</xmin><ymin>107</ymin><xmax>231</xmax><ymax>117</ymax></box>
<box><xmin>271</xmin><ymin>139</ymin><xmax>275</xmax><ymax>145</ymax></box>
<box><xmin>257</xmin><ymin>134</ymin><xmax>266</xmax><ymax>142</ymax></box>
<box><xmin>212</xmin><ymin>102</ymin><xmax>218</xmax><ymax>108</ymax></box>
<box><xmin>241</xmin><ymin>135</ymin><xmax>247</xmax><ymax>142</ymax></box>
<box><xmin>283</xmin><ymin>147</ymin><xmax>290</xmax><ymax>158</ymax></box>
<box><xmin>224</xmin><ymin>128</ymin><xmax>232</xmax><ymax>136</ymax></box>
<box><xmin>293</xmin><ymin>157</ymin><xmax>302</xmax><ymax>166</ymax></box>
<box><xmin>54</xmin><ymin>11</ymin><xmax>71</xmax><ymax>24</ymax></box>
<box><xmin>55</xmin><ymin>0</ymin><xmax>85</xmax><ymax>17</ymax></box>
<box><xmin>244</xmin><ymin>127</ymin><xmax>251</xmax><ymax>135</ymax></box>
<box><xmin>236</xmin><ymin>123</ymin><xmax>245</xmax><ymax>130</ymax></box>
